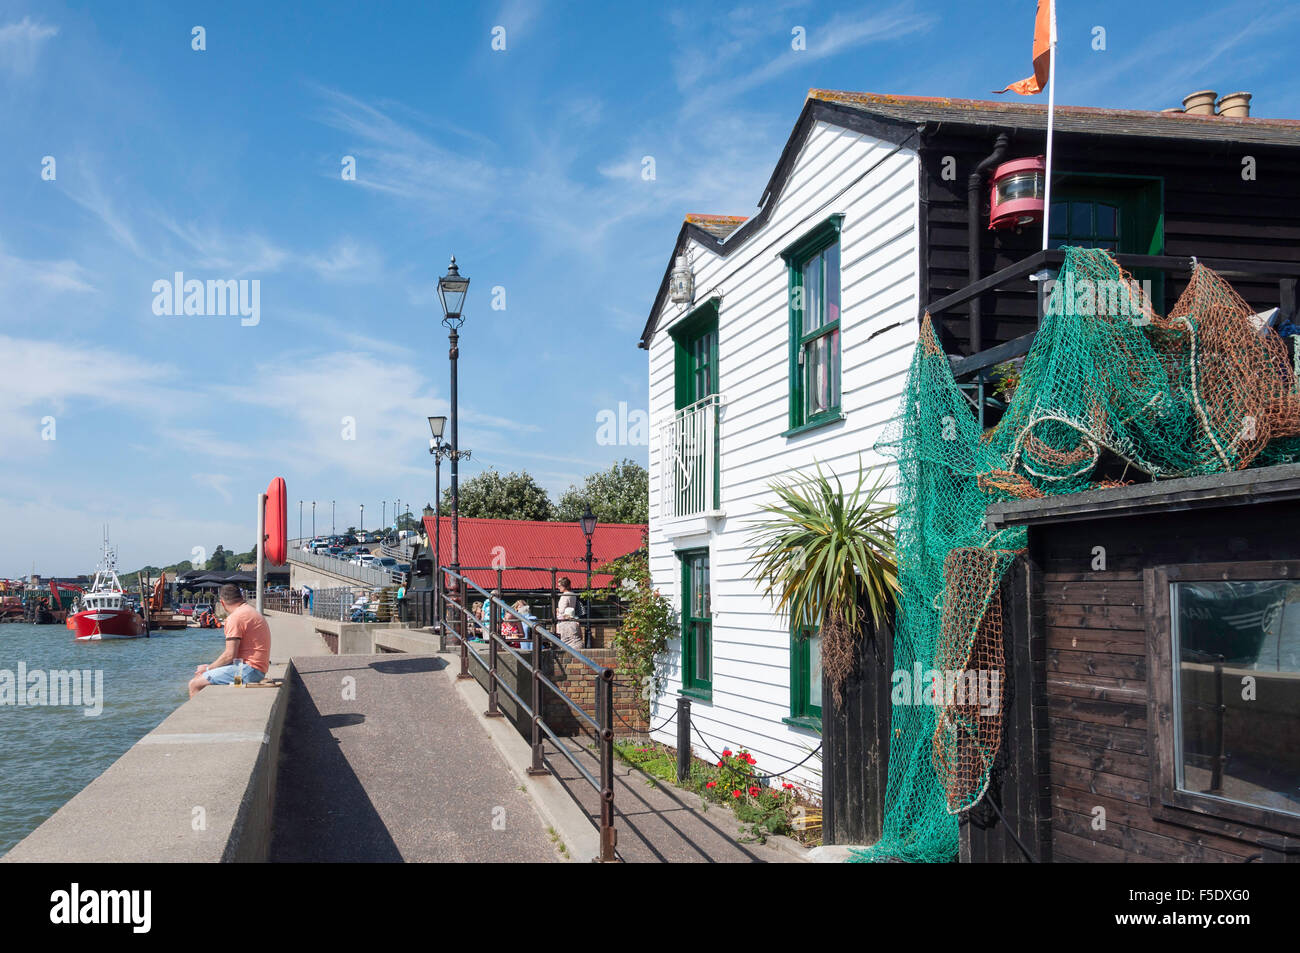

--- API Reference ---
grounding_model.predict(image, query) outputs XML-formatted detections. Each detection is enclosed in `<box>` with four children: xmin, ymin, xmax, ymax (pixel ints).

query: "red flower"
<box><xmin>744</xmin><ymin>753</ymin><xmax>756</xmax><ymax>765</ymax></box>
<box><xmin>782</xmin><ymin>782</ymin><xmax>794</xmax><ymax>790</ymax></box>
<box><xmin>717</xmin><ymin>760</ymin><xmax>723</xmax><ymax>768</ymax></box>
<box><xmin>731</xmin><ymin>790</ymin><xmax>742</xmax><ymax>799</ymax></box>
<box><xmin>722</xmin><ymin>749</ymin><xmax>732</xmax><ymax>757</ymax></box>
<box><xmin>705</xmin><ymin>781</ymin><xmax>716</xmax><ymax>789</ymax></box>
<box><xmin>748</xmin><ymin>786</ymin><xmax>761</xmax><ymax>797</ymax></box>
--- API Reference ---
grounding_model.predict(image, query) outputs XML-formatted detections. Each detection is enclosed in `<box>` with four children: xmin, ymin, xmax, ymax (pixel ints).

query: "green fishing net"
<box><xmin>852</xmin><ymin>246</ymin><xmax>1300</xmax><ymax>862</ymax></box>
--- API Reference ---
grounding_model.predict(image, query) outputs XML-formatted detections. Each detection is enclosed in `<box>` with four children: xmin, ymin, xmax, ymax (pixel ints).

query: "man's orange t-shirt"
<box><xmin>225</xmin><ymin>603</ymin><xmax>271</xmax><ymax>673</ymax></box>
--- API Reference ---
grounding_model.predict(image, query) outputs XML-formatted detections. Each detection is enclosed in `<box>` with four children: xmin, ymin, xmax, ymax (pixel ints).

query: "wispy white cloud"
<box><xmin>0</xmin><ymin>17</ymin><xmax>58</xmax><ymax>76</ymax></box>
<box><xmin>193</xmin><ymin>472</ymin><xmax>234</xmax><ymax>504</ymax></box>
<box><xmin>0</xmin><ymin>247</ymin><xmax>96</xmax><ymax>297</ymax></box>
<box><xmin>672</xmin><ymin>3</ymin><xmax>935</xmax><ymax>115</ymax></box>
<box><xmin>1065</xmin><ymin>0</ymin><xmax>1300</xmax><ymax>108</ymax></box>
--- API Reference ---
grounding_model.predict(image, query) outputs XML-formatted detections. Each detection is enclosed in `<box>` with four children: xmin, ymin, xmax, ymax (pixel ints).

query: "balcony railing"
<box><xmin>659</xmin><ymin>394</ymin><xmax>724</xmax><ymax>520</ymax></box>
<box><xmin>927</xmin><ymin>249</ymin><xmax>1300</xmax><ymax>427</ymax></box>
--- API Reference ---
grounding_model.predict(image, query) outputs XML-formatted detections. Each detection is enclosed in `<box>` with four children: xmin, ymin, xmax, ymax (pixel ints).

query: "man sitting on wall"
<box><xmin>187</xmin><ymin>584</ymin><xmax>272</xmax><ymax>697</ymax></box>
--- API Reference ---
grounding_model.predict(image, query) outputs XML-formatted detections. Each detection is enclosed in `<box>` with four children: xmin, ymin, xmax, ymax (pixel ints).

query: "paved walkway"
<box><xmin>262</xmin><ymin>616</ymin><xmax>804</xmax><ymax>863</ymax></box>
<box><xmin>269</xmin><ymin>653</ymin><xmax>558</xmax><ymax>862</ymax></box>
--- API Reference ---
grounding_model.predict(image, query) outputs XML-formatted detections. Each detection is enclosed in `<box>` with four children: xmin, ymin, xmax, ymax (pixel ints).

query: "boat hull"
<box><xmin>70</xmin><ymin>609</ymin><xmax>147</xmax><ymax>640</ymax></box>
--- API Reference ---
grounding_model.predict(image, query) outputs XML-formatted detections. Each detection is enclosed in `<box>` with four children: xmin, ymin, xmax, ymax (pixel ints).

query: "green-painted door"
<box><xmin>1049</xmin><ymin>177</ymin><xmax>1165</xmax><ymax>309</ymax></box>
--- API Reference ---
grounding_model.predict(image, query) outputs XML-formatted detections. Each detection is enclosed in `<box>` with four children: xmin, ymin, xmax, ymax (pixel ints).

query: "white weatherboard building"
<box><xmin>639</xmin><ymin>91</ymin><xmax>924</xmax><ymax>793</ymax></box>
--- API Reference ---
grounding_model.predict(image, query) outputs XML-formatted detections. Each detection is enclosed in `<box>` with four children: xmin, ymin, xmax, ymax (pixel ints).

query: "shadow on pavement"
<box><xmin>270</xmin><ymin>667</ymin><xmax>402</xmax><ymax>861</ymax></box>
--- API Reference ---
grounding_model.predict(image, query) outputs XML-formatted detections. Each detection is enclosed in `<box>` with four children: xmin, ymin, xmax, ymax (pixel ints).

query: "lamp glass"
<box><xmin>580</xmin><ymin>505</ymin><xmax>597</xmax><ymax>537</ymax></box>
<box><xmin>438</xmin><ymin>275</ymin><xmax>470</xmax><ymax>318</ymax></box>
<box><xmin>428</xmin><ymin>415</ymin><xmax>447</xmax><ymax>440</ymax></box>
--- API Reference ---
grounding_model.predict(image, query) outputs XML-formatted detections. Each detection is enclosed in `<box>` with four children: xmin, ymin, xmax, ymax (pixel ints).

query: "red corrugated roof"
<box><xmin>421</xmin><ymin>515</ymin><xmax>646</xmax><ymax>591</ymax></box>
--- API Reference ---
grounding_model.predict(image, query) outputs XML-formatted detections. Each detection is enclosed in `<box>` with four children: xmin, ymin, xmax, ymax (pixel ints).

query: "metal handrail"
<box><xmin>439</xmin><ymin>567</ymin><xmax>617</xmax><ymax>861</ymax></box>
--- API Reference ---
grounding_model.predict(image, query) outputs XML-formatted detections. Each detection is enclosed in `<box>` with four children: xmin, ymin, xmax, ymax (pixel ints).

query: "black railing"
<box><xmin>927</xmin><ymin>249</ymin><xmax>1300</xmax><ymax>426</ymax></box>
<box><xmin>929</xmin><ymin>248</ymin><xmax>1300</xmax><ymax>379</ymax></box>
<box><xmin>433</xmin><ymin>564</ymin><xmax>626</xmax><ymax>645</ymax></box>
<box><xmin>438</xmin><ymin>567</ymin><xmax>618</xmax><ymax>862</ymax></box>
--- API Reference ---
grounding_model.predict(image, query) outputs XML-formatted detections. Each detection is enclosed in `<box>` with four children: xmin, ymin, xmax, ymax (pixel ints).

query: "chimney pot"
<box><xmin>1216</xmin><ymin>91</ymin><xmax>1252</xmax><ymax>118</ymax></box>
<box><xmin>1182</xmin><ymin>90</ymin><xmax>1217</xmax><ymax>115</ymax></box>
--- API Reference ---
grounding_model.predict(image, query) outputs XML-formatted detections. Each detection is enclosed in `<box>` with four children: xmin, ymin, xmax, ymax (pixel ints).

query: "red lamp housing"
<box><xmin>989</xmin><ymin>155</ymin><xmax>1046</xmax><ymax>230</ymax></box>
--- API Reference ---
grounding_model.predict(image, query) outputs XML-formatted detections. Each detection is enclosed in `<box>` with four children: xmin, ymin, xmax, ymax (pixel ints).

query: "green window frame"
<box><xmin>785</xmin><ymin>622</ymin><xmax>823</xmax><ymax>730</ymax></box>
<box><xmin>781</xmin><ymin>215</ymin><xmax>844</xmax><ymax>435</ymax></box>
<box><xmin>670</xmin><ymin>299</ymin><xmax>719</xmax><ymax>411</ymax></box>
<box><xmin>679</xmin><ymin>549</ymin><xmax>712</xmax><ymax>700</ymax></box>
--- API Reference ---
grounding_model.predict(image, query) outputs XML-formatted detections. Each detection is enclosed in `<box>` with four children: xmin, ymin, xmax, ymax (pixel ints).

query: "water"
<box><xmin>0</xmin><ymin>622</ymin><xmax>228</xmax><ymax>855</ymax></box>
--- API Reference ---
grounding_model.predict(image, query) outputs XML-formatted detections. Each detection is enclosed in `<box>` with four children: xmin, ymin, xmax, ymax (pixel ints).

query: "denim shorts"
<box><xmin>205</xmin><ymin>663</ymin><xmax>266</xmax><ymax>685</ymax></box>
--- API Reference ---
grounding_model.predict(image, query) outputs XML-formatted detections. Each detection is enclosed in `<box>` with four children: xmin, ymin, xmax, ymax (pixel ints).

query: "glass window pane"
<box><xmin>1173</xmin><ymin>580</ymin><xmax>1300</xmax><ymax>817</ymax></box>
<box><xmin>802</xmin><ymin>252</ymin><xmax>823</xmax><ymax>335</ymax></box>
<box><xmin>695</xmin><ymin>621</ymin><xmax>710</xmax><ymax>681</ymax></box>
<box><xmin>805</xmin><ymin>336</ymin><xmax>827</xmax><ymax>416</ymax></box>
<box><xmin>804</xmin><ymin>331</ymin><xmax>838</xmax><ymax>417</ymax></box>
<box><xmin>1070</xmin><ymin>202</ymin><xmax>1092</xmax><ymax>237</ymax></box>
<box><xmin>808</xmin><ymin>630</ymin><xmax>822</xmax><ymax>709</ymax></box>
<box><xmin>1049</xmin><ymin>203</ymin><xmax>1068</xmax><ymax>236</ymax></box>
<box><xmin>824</xmin><ymin>241</ymin><xmax>840</xmax><ymax>325</ymax></box>
<box><xmin>1096</xmin><ymin>204</ymin><xmax>1118</xmax><ymax>238</ymax></box>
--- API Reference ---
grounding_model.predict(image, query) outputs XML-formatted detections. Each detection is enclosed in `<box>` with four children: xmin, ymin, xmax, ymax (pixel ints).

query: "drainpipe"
<box><xmin>968</xmin><ymin>132</ymin><xmax>1011</xmax><ymax>355</ymax></box>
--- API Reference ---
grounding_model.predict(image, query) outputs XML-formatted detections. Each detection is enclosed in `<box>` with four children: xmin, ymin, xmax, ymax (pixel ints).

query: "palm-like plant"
<box><xmin>747</xmin><ymin>463</ymin><xmax>899</xmax><ymax>703</ymax></box>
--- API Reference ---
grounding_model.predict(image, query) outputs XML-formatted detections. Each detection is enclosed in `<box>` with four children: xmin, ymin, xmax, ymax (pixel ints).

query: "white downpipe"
<box><xmin>256</xmin><ymin>492</ymin><xmax>266</xmax><ymax>614</ymax></box>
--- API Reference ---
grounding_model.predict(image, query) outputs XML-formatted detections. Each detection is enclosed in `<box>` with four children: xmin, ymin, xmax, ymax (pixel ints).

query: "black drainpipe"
<box><xmin>967</xmin><ymin>132</ymin><xmax>1011</xmax><ymax>355</ymax></box>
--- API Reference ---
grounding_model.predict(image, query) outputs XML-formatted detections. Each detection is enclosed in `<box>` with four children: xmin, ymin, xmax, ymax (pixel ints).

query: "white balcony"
<box><xmin>659</xmin><ymin>394</ymin><xmax>724</xmax><ymax>521</ymax></box>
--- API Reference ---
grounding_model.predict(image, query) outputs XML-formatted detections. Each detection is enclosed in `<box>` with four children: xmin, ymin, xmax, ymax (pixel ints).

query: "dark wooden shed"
<box><xmin>961</xmin><ymin>463</ymin><xmax>1300</xmax><ymax>862</ymax></box>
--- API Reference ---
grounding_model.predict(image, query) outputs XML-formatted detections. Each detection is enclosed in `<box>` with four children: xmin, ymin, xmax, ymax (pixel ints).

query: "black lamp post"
<box><xmin>428</xmin><ymin>414</ymin><xmax>450</xmax><ymax>633</ymax></box>
<box><xmin>437</xmin><ymin>256</ymin><xmax>472</xmax><ymax>651</ymax></box>
<box><xmin>580</xmin><ymin>503</ymin><xmax>598</xmax><ymax>648</ymax></box>
<box><xmin>311</xmin><ymin>501</ymin><xmax>316</xmax><ymax>538</ymax></box>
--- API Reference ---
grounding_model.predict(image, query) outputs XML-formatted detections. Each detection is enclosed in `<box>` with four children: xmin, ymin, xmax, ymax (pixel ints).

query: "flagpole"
<box><xmin>1041</xmin><ymin>0</ymin><xmax>1058</xmax><ymax>250</ymax></box>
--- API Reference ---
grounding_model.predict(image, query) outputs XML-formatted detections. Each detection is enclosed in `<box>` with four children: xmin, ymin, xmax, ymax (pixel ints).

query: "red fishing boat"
<box><xmin>68</xmin><ymin>533</ymin><xmax>147</xmax><ymax>641</ymax></box>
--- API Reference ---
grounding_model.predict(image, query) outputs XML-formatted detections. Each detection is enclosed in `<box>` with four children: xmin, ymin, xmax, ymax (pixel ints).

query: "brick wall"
<box><xmin>468</xmin><ymin>644</ymin><xmax>647</xmax><ymax>742</ymax></box>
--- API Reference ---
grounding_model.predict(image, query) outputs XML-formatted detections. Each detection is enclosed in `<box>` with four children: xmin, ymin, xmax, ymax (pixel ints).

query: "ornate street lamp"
<box><xmin>580</xmin><ymin>503</ymin><xmax>597</xmax><ymax>648</ymax></box>
<box><xmin>437</xmin><ymin>257</ymin><xmax>473</xmax><ymax>659</ymax></box>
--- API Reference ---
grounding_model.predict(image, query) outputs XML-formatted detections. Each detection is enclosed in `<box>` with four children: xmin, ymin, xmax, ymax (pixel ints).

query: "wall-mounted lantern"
<box><xmin>668</xmin><ymin>254</ymin><xmax>694</xmax><ymax>304</ymax></box>
<box><xmin>990</xmin><ymin>156</ymin><xmax>1046</xmax><ymax>230</ymax></box>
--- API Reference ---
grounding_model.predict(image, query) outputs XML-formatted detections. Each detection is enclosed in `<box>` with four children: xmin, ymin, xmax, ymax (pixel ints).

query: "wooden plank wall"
<box><xmin>822</xmin><ymin>615</ymin><xmax>893</xmax><ymax>845</ymax></box>
<box><xmin>1034</xmin><ymin>500</ymin><xmax>1298</xmax><ymax>862</ymax></box>
<box><xmin>920</xmin><ymin>130</ymin><xmax>1300</xmax><ymax>356</ymax></box>
<box><xmin>960</xmin><ymin>555</ymin><xmax>1052</xmax><ymax>862</ymax></box>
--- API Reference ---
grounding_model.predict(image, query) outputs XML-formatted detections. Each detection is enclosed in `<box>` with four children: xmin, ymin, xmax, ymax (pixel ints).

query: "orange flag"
<box><xmin>999</xmin><ymin>0</ymin><xmax>1053</xmax><ymax>95</ymax></box>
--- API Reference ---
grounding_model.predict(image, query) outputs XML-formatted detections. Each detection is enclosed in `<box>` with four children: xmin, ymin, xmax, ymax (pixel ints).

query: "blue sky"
<box><xmin>3</xmin><ymin>0</ymin><xmax>1299</xmax><ymax>576</ymax></box>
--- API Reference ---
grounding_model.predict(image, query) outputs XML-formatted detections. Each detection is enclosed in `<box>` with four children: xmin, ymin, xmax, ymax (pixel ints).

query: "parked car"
<box><xmin>352</xmin><ymin>554</ymin><xmax>377</xmax><ymax>567</ymax></box>
<box><xmin>395</xmin><ymin>563</ymin><xmax>411</xmax><ymax>574</ymax></box>
<box><xmin>371</xmin><ymin>557</ymin><xmax>399</xmax><ymax>572</ymax></box>
<box><xmin>178</xmin><ymin>603</ymin><xmax>196</xmax><ymax>616</ymax></box>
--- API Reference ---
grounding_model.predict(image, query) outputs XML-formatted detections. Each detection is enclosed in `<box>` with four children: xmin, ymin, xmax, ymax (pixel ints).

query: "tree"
<box><xmin>442</xmin><ymin>468</ymin><xmax>555</xmax><ymax>521</ymax></box>
<box><xmin>208</xmin><ymin>545</ymin><xmax>229</xmax><ymax>572</ymax></box>
<box><xmin>555</xmin><ymin>459</ymin><xmax>649</xmax><ymax>524</ymax></box>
